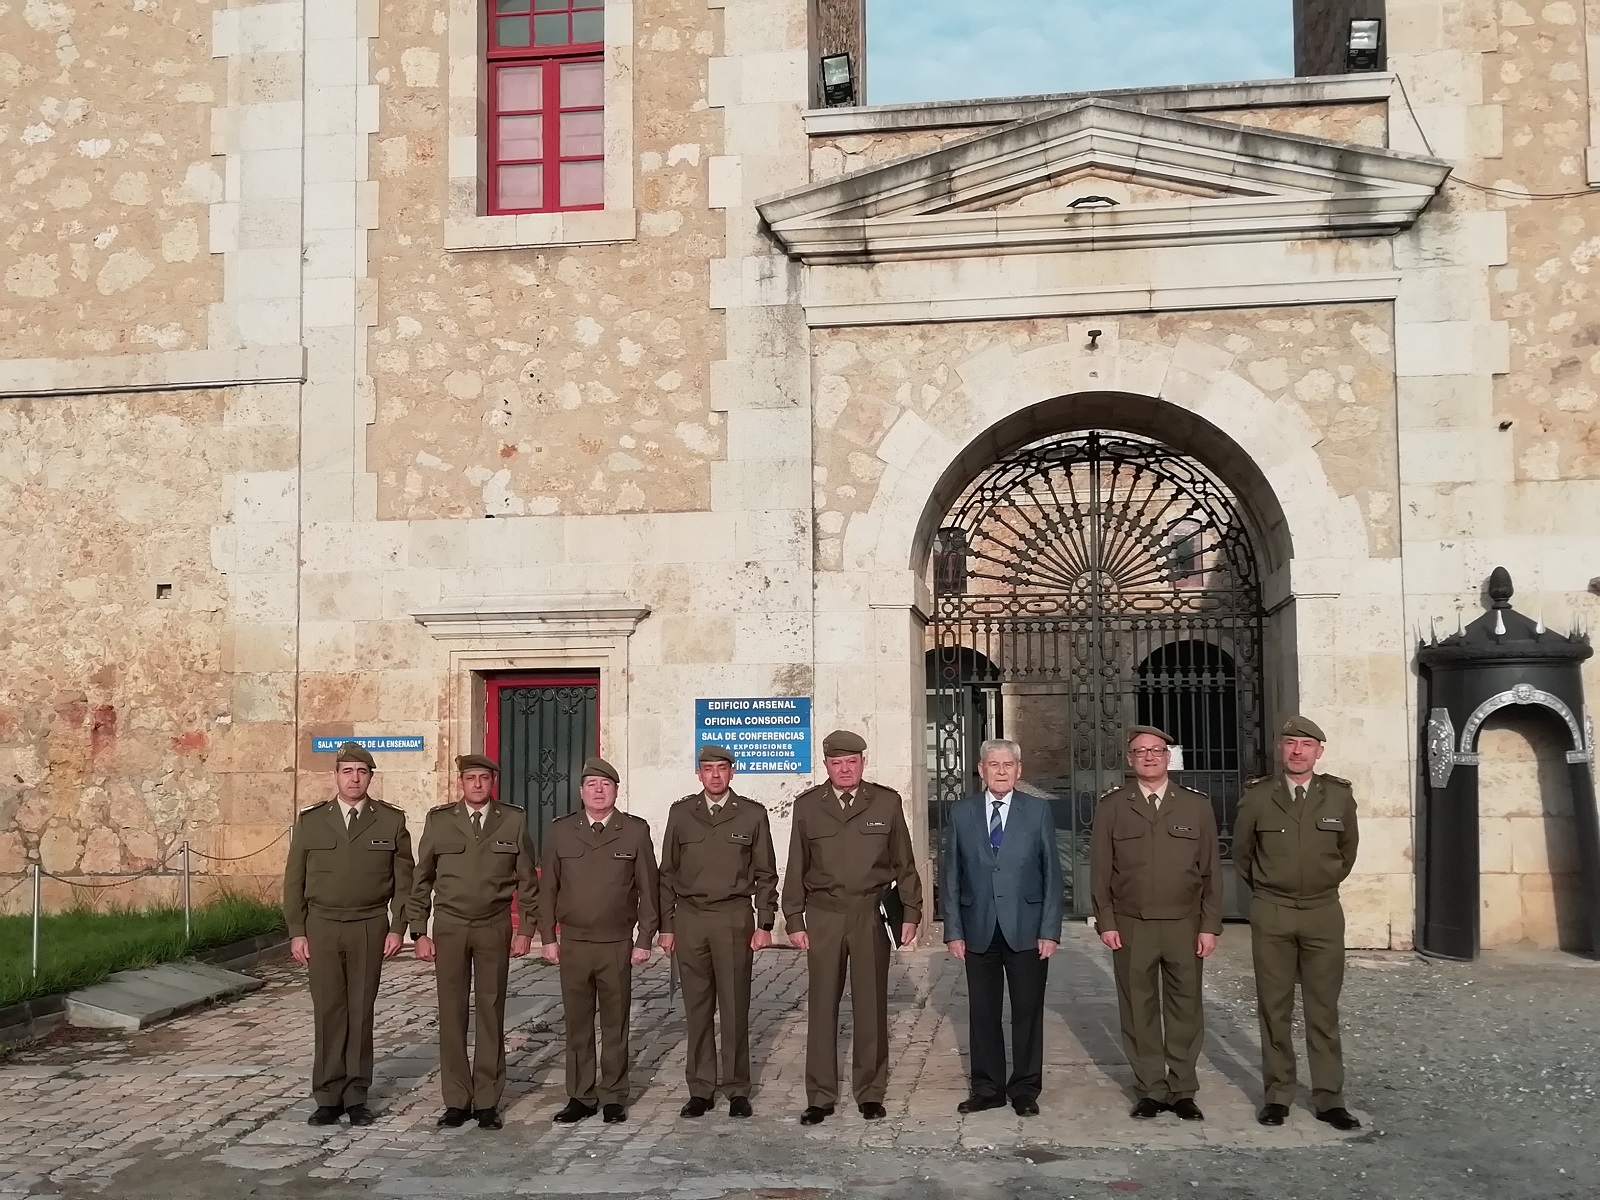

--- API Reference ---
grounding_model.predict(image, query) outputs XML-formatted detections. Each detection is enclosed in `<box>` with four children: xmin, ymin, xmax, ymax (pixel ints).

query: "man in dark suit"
<box><xmin>940</xmin><ymin>738</ymin><xmax>1063</xmax><ymax>1116</ymax></box>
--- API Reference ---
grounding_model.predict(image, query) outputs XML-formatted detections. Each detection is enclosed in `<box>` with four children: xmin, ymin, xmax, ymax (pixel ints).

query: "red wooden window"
<box><xmin>487</xmin><ymin>0</ymin><xmax>605</xmax><ymax>215</ymax></box>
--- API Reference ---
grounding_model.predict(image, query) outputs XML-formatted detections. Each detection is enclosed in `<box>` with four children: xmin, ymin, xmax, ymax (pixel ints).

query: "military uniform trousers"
<box><xmin>434</xmin><ymin>913</ymin><xmax>513</xmax><ymax>1110</ymax></box>
<box><xmin>1110</xmin><ymin>913</ymin><xmax>1205</xmax><ymax>1103</ymax></box>
<box><xmin>805</xmin><ymin>902</ymin><xmax>891</xmax><ymax>1107</ymax></box>
<box><xmin>1251</xmin><ymin>896</ymin><xmax>1346</xmax><ymax>1109</ymax></box>
<box><xmin>559</xmin><ymin>939</ymin><xmax>634</xmax><ymax>1106</ymax></box>
<box><xmin>307</xmin><ymin>911</ymin><xmax>389</xmax><ymax>1108</ymax></box>
<box><xmin>677</xmin><ymin>905</ymin><xmax>756</xmax><ymax>1100</ymax></box>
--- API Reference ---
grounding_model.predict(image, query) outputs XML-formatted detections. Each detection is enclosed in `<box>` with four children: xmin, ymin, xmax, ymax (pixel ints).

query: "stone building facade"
<box><xmin>3</xmin><ymin>0</ymin><xmax>1597</xmax><ymax>952</ymax></box>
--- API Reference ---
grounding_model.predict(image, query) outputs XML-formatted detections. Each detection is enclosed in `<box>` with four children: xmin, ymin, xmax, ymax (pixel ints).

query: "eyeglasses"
<box><xmin>1128</xmin><ymin>748</ymin><xmax>1170</xmax><ymax>758</ymax></box>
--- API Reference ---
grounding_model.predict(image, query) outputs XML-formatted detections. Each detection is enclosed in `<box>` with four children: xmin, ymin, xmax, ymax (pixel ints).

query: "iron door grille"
<box><xmin>928</xmin><ymin>431</ymin><xmax>1267</xmax><ymax>918</ymax></box>
<box><xmin>485</xmin><ymin>672</ymin><xmax>601</xmax><ymax>856</ymax></box>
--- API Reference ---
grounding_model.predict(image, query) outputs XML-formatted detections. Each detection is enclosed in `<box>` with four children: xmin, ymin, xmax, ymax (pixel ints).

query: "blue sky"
<box><xmin>866</xmin><ymin>0</ymin><xmax>1294</xmax><ymax>105</ymax></box>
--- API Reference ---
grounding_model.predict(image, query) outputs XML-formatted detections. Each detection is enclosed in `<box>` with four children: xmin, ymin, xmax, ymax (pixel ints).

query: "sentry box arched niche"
<box><xmin>1416</xmin><ymin>568</ymin><xmax>1599</xmax><ymax>961</ymax></box>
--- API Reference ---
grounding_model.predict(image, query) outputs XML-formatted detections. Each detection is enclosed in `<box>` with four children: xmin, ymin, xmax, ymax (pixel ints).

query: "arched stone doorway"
<box><xmin>923</xmin><ymin>420</ymin><xmax>1281</xmax><ymax>918</ymax></box>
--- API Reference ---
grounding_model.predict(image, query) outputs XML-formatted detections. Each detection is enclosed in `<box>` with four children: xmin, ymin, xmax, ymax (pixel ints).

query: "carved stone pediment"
<box><xmin>760</xmin><ymin>98</ymin><xmax>1450</xmax><ymax>264</ymax></box>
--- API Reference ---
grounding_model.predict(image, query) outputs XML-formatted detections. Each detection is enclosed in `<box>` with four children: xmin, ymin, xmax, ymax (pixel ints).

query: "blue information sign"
<box><xmin>312</xmin><ymin>735</ymin><xmax>426</xmax><ymax>754</ymax></box>
<box><xmin>694</xmin><ymin>698</ymin><xmax>812</xmax><ymax>775</ymax></box>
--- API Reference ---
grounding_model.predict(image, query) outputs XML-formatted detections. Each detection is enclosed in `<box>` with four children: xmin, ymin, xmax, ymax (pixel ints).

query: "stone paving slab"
<box><xmin>0</xmin><ymin>927</ymin><xmax>1363</xmax><ymax>1198</ymax></box>
<box><xmin>64</xmin><ymin>963</ymin><xmax>264</xmax><ymax>1030</ymax></box>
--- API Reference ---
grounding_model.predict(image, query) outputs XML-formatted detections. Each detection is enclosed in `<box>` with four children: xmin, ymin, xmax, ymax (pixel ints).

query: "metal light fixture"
<box><xmin>1346</xmin><ymin>18</ymin><xmax>1382</xmax><ymax>71</ymax></box>
<box><xmin>820</xmin><ymin>53</ymin><xmax>855</xmax><ymax>107</ymax></box>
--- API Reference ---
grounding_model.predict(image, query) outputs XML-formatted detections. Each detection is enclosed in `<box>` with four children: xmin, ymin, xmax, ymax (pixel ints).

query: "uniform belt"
<box><xmin>802</xmin><ymin>895</ymin><xmax>881</xmax><ymax>916</ymax></box>
<box><xmin>306</xmin><ymin>902</ymin><xmax>391</xmax><ymax>923</ymax></box>
<box><xmin>678</xmin><ymin>897</ymin><xmax>755</xmax><ymax>915</ymax></box>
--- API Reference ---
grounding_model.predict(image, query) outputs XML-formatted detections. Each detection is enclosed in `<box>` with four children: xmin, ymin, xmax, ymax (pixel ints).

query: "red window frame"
<box><xmin>486</xmin><ymin>0</ymin><xmax>605</xmax><ymax>215</ymax></box>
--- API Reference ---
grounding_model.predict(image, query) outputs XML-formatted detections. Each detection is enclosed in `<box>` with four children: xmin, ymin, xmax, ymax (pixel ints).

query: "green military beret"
<box><xmin>455</xmin><ymin>753</ymin><xmax>499</xmax><ymax>774</ymax></box>
<box><xmin>1125</xmin><ymin>725</ymin><xmax>1174</xmax><ymax>746</ymax></box>
<box><xmin>821</xmin><ymin>729</ymin><xmax>867</xmax><ymax>757</ymax></box>
<box><xmin>580</xmin><ymin>756</ymin><xmax>620</xmax><ymax>784</ymax></box>
<box><xmin>1280</xmin><ymin>715</ymin><xmax>1327</xmax><ymax>742</ymax></box>
<box><xmin>697</xmin><ymin>743</ymin><xmax>736</xmax><ymax>765</ymax></box>
<box><xmin>334</xmin><ymin>741</ymin><xmax>376</xmax><ymax>769</ymax></box>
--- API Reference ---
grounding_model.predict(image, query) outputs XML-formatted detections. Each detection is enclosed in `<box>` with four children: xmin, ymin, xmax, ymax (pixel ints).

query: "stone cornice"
<box><xmin>762</xmin><ymin>98</ymin><xmax>1449</xmax><ymax>265</ymax></box>
<box><xmin>413</xmin><ymin>596</ymin><xmax>652</xmax><ymax>640</ymax></box>
<box><xmin>0</xmin><ymin>346</ymin><xmax>307</xmax><ymax>399</ymax></box>
<box><xmin>803</xmin><ymin>73</ymin><xmax>1397</xmax><ymax>136</ymax></box>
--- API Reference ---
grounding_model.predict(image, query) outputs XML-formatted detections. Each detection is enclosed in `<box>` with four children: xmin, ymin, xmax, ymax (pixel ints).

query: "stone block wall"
<box><xmin>1476</xmin><ymin>712</ymin><xmax>1589</xmax><ymax>950</ymax></box>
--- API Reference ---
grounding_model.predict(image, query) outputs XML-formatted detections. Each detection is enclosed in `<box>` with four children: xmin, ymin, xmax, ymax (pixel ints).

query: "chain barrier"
<box><xmin>23</xmin><ymin>828</ymin><xmax>292</xmax><ymax>978</ymax></box>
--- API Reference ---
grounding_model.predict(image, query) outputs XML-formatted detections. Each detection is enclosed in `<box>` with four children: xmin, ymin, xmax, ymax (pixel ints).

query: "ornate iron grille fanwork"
<box><xmin>493</xmin><ymin>677</ymin><xmax>600</xmax><ymax>855</ymax></box>
<box><xmin>927</xmin><ymin>431</ymin><xmax>1266</xmax><ymax>918</ymax></box>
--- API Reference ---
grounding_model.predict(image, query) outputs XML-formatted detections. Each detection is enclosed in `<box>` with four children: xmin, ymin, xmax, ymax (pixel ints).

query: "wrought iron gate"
<box><xmin>928</xmin><ymin>431</ymin><xmax>1266</xmax><ymax>918</ymax></box>
<box><xmin>485</xmin><ymin>673</ymin><xmax>601</xmax><ymax>855</ymax></box>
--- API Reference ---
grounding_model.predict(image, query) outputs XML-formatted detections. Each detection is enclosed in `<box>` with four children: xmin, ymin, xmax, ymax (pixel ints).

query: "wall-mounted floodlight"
<box><xmin>820</xmin><ymin>53</ymin><xmax>855</xmax><ymax>107</ymax></box>
<box><xmin>1346</xmin><ymin>18</ymin><xmax>1382</xmax><ymax>71</ymax></box>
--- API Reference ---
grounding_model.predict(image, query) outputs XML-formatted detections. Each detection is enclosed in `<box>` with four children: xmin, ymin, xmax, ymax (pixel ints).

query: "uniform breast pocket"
<box><xmin>727</xmin><ymin>831</ymin><xmax>753</xmax><ymax>847</ymax></box>
<box><xmin>1315</xmin><ymin>818</ymin><xmax>1345</xmax><ymax>833</ymax></box>
<box><xmin>305</xmin><ymin>840</ymin><xmax>339</xmax><ymax>871</ymax></box>
<box><xmin>491</xmin><ymin>841</ymin><xmax>519</xmax><ymax>854</ymax></box>
<box><xmin>860</xmin><ymin>820</ymin><xmax>891</xmax><ymax>836</ymax></box>
<box><xmin>435</xmin><ymin>841</ymin><xmax>466</xmax><ymax>856</ymax></box>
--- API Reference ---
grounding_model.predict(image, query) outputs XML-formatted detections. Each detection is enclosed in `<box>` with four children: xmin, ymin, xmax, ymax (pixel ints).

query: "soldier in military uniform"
<box><xmin>283</xmin><ymin>742</ymin><xmax>414</xmax><ymax>1127</ymax></box>
<box><xmin>658</xmin><ymin>743</ymin><xmax>779</xmax><ymax>1119</ymax></box>
<box><xmin>1234</xmin><ymin>715</ymin><xmax>1362</xmax><ymax>1131</ymax></box>
<box><xmin>1089</xmin><ymin>726</ymin><xmax>1222</xmax><ymax>1122</ymax></box>
<box><xmin>781</xmin><ymin>729</ymin><xmax>923</xmax><ymax>1126</ymax></box>
<box><xmin>409</xmin><ymin>753</ymin><xmax>538</xmax><ymax>1130</ymax></box>
<box><xmin>539</xmin><ymin>757</ymin><xmax>659</xmax><ymax>1125</ymax></box>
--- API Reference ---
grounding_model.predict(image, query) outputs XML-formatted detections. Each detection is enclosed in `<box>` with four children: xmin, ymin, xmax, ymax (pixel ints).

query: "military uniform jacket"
<box><xmin>1089</xmin><ymin>783</ymin><xmax>1222</xmax><ymax>935</ymax></box>
<box><xmin>407</xmin><ymin>800</ymin><xmax>539</xmax><ymax>936</ymax></box>
<box><xmin>780</xmin><ymin>781</ymin><xmax>924</xmax><ymax>933</ymax></box>
<box><xmin>283</xmin><ymin>799</ymin><xmax>414</xmax><ymax>937</ymax></box>
<box><xmin>538</xmin><ymin>809</ymin><xmax>660</xmax><ymax>948</ymax></box>
<box><xmin>1233</xmin><ymin>773</ymin><xmax>1359</xmax><ymax>910</ymax></box>
<box><xmin>658</xmin><ymin>790</ymin><xmax>779</xmax><ymax>933</ymax></box>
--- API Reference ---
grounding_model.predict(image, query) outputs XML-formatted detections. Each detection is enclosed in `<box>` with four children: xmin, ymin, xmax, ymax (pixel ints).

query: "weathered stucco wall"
<box><xmin>1</xmin><ymin>1</ymin><xmax>224</xmax><ymax>359</ymax></box>
<box><xmin>0</xmin><ymin>390</ymin><xmax>236</xmax><ymax>898</ymax></box>
<box><xmin>366</xmin><ymin>0</ymin><xmax>728</xmax><ymax>519</ymax></box>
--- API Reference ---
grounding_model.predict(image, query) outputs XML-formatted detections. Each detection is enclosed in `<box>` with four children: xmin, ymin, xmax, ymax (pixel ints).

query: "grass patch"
<box><xmin>0</xmin><ymin>891</ymin><xmax>286</xmax><ymax>1010</ymax></box>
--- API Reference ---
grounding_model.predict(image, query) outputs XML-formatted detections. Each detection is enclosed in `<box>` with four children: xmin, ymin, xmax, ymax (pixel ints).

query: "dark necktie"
<box><xmin>472</xmin><ymin>810</ymin><xmax>482</xmax><ymax>837</ymax></box>
<box><xmin>346</xmin><ymin>806</ymin><xmax>357</xmax><ymax>831</ymax></box>
<box><xmin>840</xmin><ymin>790</ymin><xmax>854</xmax><ymax>810</ymax></box>
<box><xmin>592</xmin><ymin>820</ymin><xmax>604</xmax><ymax>834</ymax></box>
<box><xmin>989</xmin><ymin>800</ymin><xmax>1003</xmax><ymax>850</ymax></box>
<box><xmin>1294</xmin><ymin>785</ymin><xmax>1306</xmax><ymax>805</ymax></box>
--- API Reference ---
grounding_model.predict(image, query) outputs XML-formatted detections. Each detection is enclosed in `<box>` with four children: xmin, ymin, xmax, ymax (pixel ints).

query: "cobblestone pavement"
<box><xmin>1</xmin><ymin>926</ymin><xmax>1597</xmax><ymax>1200</ymax></box>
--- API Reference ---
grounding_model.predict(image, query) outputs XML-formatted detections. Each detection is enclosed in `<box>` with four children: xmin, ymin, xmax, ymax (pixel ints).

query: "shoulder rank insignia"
<box><xmin>299</xmin><ymin>800</ymin><xmax>330</xmax><ymax>814</ymax></box>
<box><xmin>1321</xmin><ymin>773</ymin><xmax>1351</xmax><ymax>786</ymax></box>
<box><xmin>430</xmin><ymin>800</ymin><xmax>456</xmax><ymax>812</ymax></box>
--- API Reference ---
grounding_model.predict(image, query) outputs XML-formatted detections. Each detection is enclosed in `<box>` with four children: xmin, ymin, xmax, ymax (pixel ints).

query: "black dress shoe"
<box><xmin>437</xmin><ymin>1107</ymin><xmax>471</xmax><ymax>1128</ymax></box>
<box><xmin>858</xmin><ymin>1102</ymin><xmax>887</xmax><ymax>1120</ymax></box>
<box><xmin>1317</xmin><ymin>1107</ymin><xmax>1362</xmax><ymax>1131</ymax></box>
<box><xmin>799</xmin><ymin>1104</ymin><xmax>834</xmax><ymax>1125</ymax></box>
<box><xmin>1012</xmin><ymin>1097</ymin><xmax>1040</xmax><ymax>1117</ymax></box>
<box><xmin>553</xmin><ymin>1099</ymin><xmax>598</xmax><ymax>1123</ymax></box>
<box><xmin>680</xmin><ymin>1096</ymin><xmax>714</xmax><ymax>1118</ymax></box>
<box><xmin>1171</xmin><ymin>1099</ymin><xmax>1204</xmax><ymax>1121</ymax></box>
<box><xmin>728</xmin><ymin>1097</ymin><xmax>753</xmax><ymax>1119</ymax></box>
<box><xmin>307</xmin><ymin>1105</ymin><xmax>343</xmax><ymax>1127</ymax></box>
<box><xmin>475</xmin><ymin>1107</ymin><xmax>503</xmax><ymax>1130</ymax></box>
<box><xmin>1258</xmin><ymin>1103</ymin><xmax>1289</xmax><ymax>1126</ymax></box>
<box><xmin>1130</xmin><ymin>1098</ymin><xmax>1168</xmax><ymax>1120</ymax></box>
<box><xmin>345</xmin><ymin>1104</ymin><xmax>374</xmax><ymax>1127</ymax></box>
<box><xmin>957</xmin><ymin>1095</ymin><xmax>1008</xmax><ymax>1115</ymax></box>
<box><xmin>602</xmin><ymin>1104</ymin><xmax>627</xmax><ymax>1124</ymax></box>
